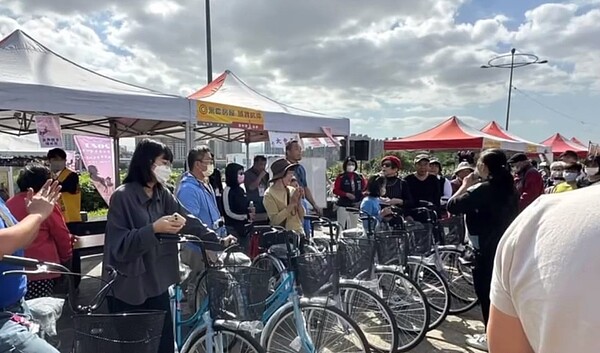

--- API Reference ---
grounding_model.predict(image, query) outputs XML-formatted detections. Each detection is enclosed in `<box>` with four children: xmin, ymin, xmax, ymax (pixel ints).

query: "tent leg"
<box><xmin>110</xmin><ymin>121</ymin><xmax>121</xmax><ymax>187</ymax></box>
<box><xmin>185</xmin><ymin>121</ymin><xmax>194</xmax><ymax>151</ymax></box>
<box><xmin>245</xmin><ymin>142</ymin><xmax>250</xmax><ymax>169</ymax></box>
<box><xmin>346</xmin><ymin>135</ymin><xmax>351</xmax><ymax>158</ymax></box>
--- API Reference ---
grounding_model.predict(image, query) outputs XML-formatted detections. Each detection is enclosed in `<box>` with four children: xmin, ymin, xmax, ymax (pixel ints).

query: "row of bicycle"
<box><xmin>0</xmin><ymin>203</ymin><xmax>477</xmax><ymax>353</ymax></box>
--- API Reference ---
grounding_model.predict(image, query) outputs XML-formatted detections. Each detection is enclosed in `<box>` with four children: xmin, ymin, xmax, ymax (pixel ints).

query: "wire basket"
<box><xmin>406</xmin><ymin>222</ymin><xmax>434</xmax><ymax>256</ymax></box>
<box><xmin>206</xmin><ymin>266</ymin><xmax>271</xmax><ymax>321</ymax></box>
<box><xmin>72</xmin><ymin>310</ymin><xmax>165</xmax><ymax>353</ymax></box>
<box><xmin>439</xmin><ymin>216</ymin><xmax>466</xmax><ymax>245</ymax></box>
<box><xmin>338</xmin><ymin>237</ymin><xmax>375</xmax><ymax>278</ymax></box>
<box><xmin>294</xmin><ymin>252</ymin><xmax>336</xmax><ymax>296</ymax></box>
<box><xmin>374</xmin><ymin>228</ymin><xmax>408</xmax><ymax>265</ymax></box>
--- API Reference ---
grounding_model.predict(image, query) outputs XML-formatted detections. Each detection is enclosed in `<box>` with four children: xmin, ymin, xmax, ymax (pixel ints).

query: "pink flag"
<box><xmin>321</xmin><ymin>126</ymin><xmax>341</xmax><ymax>147</ymax></box>
<box><xmin>73</xmin><ymin>135</ymin><xmax>115</xmax><ymax>205</ymax></box>
<box><xmin>35</xmin><ymin>116</ymin><xmax>63</xmax><ymax>148</ymax></box>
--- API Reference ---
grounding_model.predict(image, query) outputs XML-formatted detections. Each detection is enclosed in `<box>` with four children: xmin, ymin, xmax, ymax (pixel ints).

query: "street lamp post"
<box><xmin>205</xmin><ymin>0</ymin><xmax>213</xmax><ymax>84</ymax></box>
<box><xmin>481</xmin><ymin>48</ymin><xmax>548</xmax><ymax>131</ymax></box>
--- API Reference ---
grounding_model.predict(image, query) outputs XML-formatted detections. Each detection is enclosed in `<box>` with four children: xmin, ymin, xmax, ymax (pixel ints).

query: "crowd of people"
<box><xmin>1</xmin><ymin>136</ymin><xmax>600</xmax><ymax>352</ymax></box>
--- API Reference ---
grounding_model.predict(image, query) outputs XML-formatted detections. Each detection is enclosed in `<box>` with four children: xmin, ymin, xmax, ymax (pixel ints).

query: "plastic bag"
<box><xmin>25</xmin><ymin>297</ymin><xmax>65</xmax><ymax>336</ymax></box>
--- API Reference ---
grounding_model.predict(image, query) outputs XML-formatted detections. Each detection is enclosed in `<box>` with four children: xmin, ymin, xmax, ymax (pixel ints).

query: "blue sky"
<box><xmin>0</xmin><ymin>0</ymin><xmax>599</xmax><ymax>145</ymax></box>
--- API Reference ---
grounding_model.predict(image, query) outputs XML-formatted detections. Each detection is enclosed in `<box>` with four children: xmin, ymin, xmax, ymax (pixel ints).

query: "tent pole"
<box><xmin>346</xmin><ymin>134</ymin><xmax>351</xmax><ymax>158</ymax></box>
<box><xmin>109</xmin><ymin>121</ymin><xmax>121</xmax><ymax>187</ymax></box>
<box><xmin>245</xmin><ymin>131</ymin><xmax>250</xmax><ymax>169</ymax></box>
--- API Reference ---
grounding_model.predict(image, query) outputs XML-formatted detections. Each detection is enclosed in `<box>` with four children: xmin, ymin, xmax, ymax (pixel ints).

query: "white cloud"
<box><xmin>0</xmin><ymin>0</ymin><xmax>599</xmax><ymax>141</ymax></box>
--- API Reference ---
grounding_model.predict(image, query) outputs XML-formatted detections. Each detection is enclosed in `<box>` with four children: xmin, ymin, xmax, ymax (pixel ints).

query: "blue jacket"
<box><xmin>0</xmin><ymin>200</ymin><xmax>26</xmax><ymax>308</ymax></box>
<box><xmin>176</xmin><ymin>172</ymin><xmax>222</xmax><ymax>232</ymax></box>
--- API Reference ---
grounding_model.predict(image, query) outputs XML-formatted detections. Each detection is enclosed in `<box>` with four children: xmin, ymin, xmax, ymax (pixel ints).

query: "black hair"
<box><xmin>225</xmin><ymin>163</ymin><xmax>244</xmax><ymax>188</ymax></box>
<box><xmin>479</xmin><ymin>149</ymin><xmax>515</xmax><ymax>196</ymax></box>
<box><xmin>187</xmin><ymin>145</ymin><xmax>212</xmax><ymax>172</ymax></box>
<box><xmin>123</xmin><ymin>138</ymin><xmax>173</xmax><ymax>186</ymax></box>
<box><xmin>561</xmin><ymin>150</ymin><xmax>578</xmax><ymax>160</ymax></box>
<box><xmin>366</xmin><ymin>175</ymin><xmax>385</xmax><ymax>197</ymax></box>
<box><xmin>457</xmin><ymin>150</ymin><xmax>476</xmax><ymax>165</ymax></box>
<box><xmin>564</xmin><ymin>162</ymin><xmax>583</xmax><ymax>173</ymax></box>
<box><xmin>47</xmin><ymin>148</ymin><xmax>67</xmax><ymax>160</ymax></box>
<box><xmin>285</xmin><ymin>140</ymin><xmax>300</xmax><ymax>153</ymax></box>
<box><xmin>17</xmin><ymin>164</ymin><xmax>51</xmax><ymax>193</ymax></box>
<box><xmin>253</xmin><ymin>155</ymin><xmax>267</xmax><ymax>163</ymax></box>
<box><xmin>342</xmin><ymin>156</ymin><xmax>358</xmax><ymax>171</ymax></box>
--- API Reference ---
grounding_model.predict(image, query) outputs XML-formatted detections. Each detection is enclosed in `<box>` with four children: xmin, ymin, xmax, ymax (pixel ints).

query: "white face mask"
<box><xmin>551</xmin><ymin>171</ymin><xmax>564</xmax><ymax>180</ymax></box>
<box><xmin>563</xmin><ymin>172</ymin><xmax>578</xmax><ymax>182</ymax></box>
<box><xmin>587</xmin><ymin>167</ymin><xmax>599</xmax><ymax>176</ymax></box>
<box><xmin>346</xmin><ymin>165</ymin><xmax>356</xmax><ymax>173</ymax></box>
<box><xmin>205</xmin><ymin>163</ymin><xmax>215</xmax><ymax>177</ymax></box>
<box><xmin>153</xmin><ymin>165</ymin><xmax>172</xmax><ymax>185</ymax></box>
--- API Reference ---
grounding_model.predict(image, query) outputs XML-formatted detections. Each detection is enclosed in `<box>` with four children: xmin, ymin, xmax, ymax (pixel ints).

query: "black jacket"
<box><xmin>223</xmin><ymin>186</ymin><xmax>250</xmax><ymax>237</ymax></box>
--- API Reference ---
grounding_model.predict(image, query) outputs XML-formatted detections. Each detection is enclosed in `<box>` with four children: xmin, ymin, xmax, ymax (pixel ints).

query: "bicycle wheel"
<box><xmin>182</xmin><ymin>325</ymin><xmax>265</xmax><ymax>353</ymax></box>
<box><xmin>251</xmin><ymin>253</ymin><xmax>286</xmax><ymax>293</ymax></box>
<box><xmin>374</xmin><ymin>268</ymin><xmax>429</xmax><ymax>352</ymax></box>
<box><xmin>406</xmin><ymin>260</ymin><xmax>451</xmax><ymax>331</ymax></box>
<box><xmin>438</xmin><ymin>249</ymin><xmax>478</xmax><ymax>314</ymax></box>
<box><xmin>338</xmin><ymin>283</ymin><xmax>399</xmax><ymax>353</ymax></box>
<box><xmin>264</xmin><ymin>302</ymin><xmax>370</xmax><ymax>353</ymax></box>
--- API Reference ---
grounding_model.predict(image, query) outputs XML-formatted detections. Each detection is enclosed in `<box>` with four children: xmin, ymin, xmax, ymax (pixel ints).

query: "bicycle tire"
<box><xmin>337</xmin><ymin>283</ymin><xmax>399</xmax><ymax>353</ymax></box>
<box><xmin>438</xmin><ymin>249</ymin><xmax>479</xmax><ymax>314</ymax></box>
<box><xmin>374</xmin><ymin>268</ymin><xmax>429</xmax><ymax>352</ymax></box>
<box><xmin>263</xmin><ymin>302</ymin><xmax>371</xmax><ymax>353</ymax></box>
<box><xmin>181</xmin><ymin>325</ymin><xmax>265</xmax><ymax>353</ymax></box>
<box><xmin>406</xmin><ymin>260</ymin><xmax>451</xmax><ymax>331</ymax></box>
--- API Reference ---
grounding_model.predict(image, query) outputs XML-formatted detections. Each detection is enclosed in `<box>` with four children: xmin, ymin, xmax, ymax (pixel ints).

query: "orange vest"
<box><xmin>57</xmin><ymin>169</ymin><xmax>81</xmax><ymax>223</ymax></box>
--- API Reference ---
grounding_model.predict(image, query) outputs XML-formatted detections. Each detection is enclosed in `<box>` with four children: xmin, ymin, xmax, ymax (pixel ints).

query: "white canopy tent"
<box><xmin>188</xmin><ymin>70</ymin><xmax>350</xmax><ymax>144</ymax></box>
<box><xmin>0</xmin><ymin>134</ymin><xmax>48</xmax><ymax>158</ymax></box>
<box><xmin>0</xmin><ymin>29</ymin><xmax>193</xmax><ymax>139</ymax></box>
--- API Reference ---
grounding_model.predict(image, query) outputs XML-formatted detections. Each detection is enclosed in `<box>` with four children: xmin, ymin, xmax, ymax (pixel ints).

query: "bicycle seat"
<box><xmin>268</xmin><ymin>244</ymin><xmax>298</xmax><ymax>259</ymax></box>
<box><xmin>341</xmin><ymin>228</ymin><xmax>363</xmax><ymax>238</ymax></box>
<box><xmin>25</xmin><ymin>297</ymin><xmax>65</xmax><ymax>337</ymax></box>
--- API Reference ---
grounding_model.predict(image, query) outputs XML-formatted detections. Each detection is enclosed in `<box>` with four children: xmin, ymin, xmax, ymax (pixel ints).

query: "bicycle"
<box><xmin>1</xmin><ymin>255</ymin><xmax>165</xmax><ymax>353</ymax></box>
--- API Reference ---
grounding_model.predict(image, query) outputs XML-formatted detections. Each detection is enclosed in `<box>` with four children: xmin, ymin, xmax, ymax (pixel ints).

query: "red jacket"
<box><xmin>515</xmin><ymin>166</ymin><xmax>545</xmax><ymax>212</ymax></box>
<box><xmin>6</xmin><ymin>192</ymin><xmax>73</xmax><ymax>281</ymax></box>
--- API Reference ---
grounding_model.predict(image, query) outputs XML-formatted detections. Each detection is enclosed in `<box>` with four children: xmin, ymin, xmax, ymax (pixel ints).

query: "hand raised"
<box><xmin>26</xmin><ymin>180</ymin><xmax>61</xmax><ymax>219</ymax></box>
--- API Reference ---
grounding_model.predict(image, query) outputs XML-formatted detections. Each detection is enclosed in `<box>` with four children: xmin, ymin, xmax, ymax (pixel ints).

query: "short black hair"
<box><xmin>123</xmin><ymin>138</ymin><xmax>173</xmax><ymax>186</ymax></box>
<box><xmin>366</xmin><ymin>175</ymin><xmax>385</xmax><ymax>197</ymax></box>
<box><xmin>342</xmin><ymin>156</ymin><xmax>358</xmax><ymax>171</ymax></box>
<box><xmin>47</xmin><ymin>148</ymin><xmax>67</xmax><ymax>160</ymax></box>
<box><xmin>564</xmin><ymin>162</ymin><xmax>583</xmax><ymax>173</ymax></box>
<box><xmin>17</xmin><ymin>164</ymin><xmax>51</xmax><ymax>193</ymax></box>
<box><xmin>285</xmin><ymin>140</ymin><xmax>300</xmax><ymax>152</ymax></box>
<box><xmin>225</xmin><ymin>163</ymin><xmax>244</xmax><ymax>188</ymax></box>
<box><xmin>187</xmin><ymin>145</ymin><xmax>212</xmax><ymax>172</ymax></box>
<box><xmin>560</xmin><ymin>150</ymin><xmax>578</xmax><ymax>160</ymax></box>
<box><xmin>253</xmin><ymin>155</ymin><xmax>267</xmax><ymax>163</ymax></box>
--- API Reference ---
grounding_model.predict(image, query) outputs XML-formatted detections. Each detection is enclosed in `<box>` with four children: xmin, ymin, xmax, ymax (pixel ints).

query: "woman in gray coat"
<box><xmin>104</xmin><ymin>138</ymin><xmax>227</xmax><ymax>353</ymax></box>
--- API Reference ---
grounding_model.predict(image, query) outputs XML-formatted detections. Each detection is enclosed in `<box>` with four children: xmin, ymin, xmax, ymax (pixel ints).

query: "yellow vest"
<box><xmin>57</xmin><ymin>169</ymin><xmax>82</xmax><ymax>223</ymax></box>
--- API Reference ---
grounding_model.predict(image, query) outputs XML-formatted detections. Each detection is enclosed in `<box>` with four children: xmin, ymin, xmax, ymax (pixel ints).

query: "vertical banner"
<box><xmin>269</xmin><ymin>131</ymin><xmax>301</xmax><ymax>149</ymax></box>
<box><xmin>35</xmin><ymin>116</ymin><xmax>63</xmax><ymax>148</ymax></box>
<box><xmin>73</xmin><ymin>135</ymin><xmax>115</xmax><ymax>205</ymax></box>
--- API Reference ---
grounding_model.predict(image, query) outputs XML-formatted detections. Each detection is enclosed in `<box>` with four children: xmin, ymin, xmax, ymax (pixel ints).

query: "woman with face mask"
<box><xmin>447</xmin><ymin>149</ymin><xmax>519</xmax><ymax>351</ymax></box>
<box><xmin>580</xmin><ymin>155</ymin><xmax>600</xmax><ymax>187</ymax></box>
<box><xmin>103</xmin><ymin>139</ymin><xmax>223</xmax><ymax>353</ymax></box>
<box><xmin>545</xmin><ymin>161</ymin><xmax>566</xmax><ymax>193</ymax></box>
<box><xmin>332</xmin><ymin>156</ymin><xmax>367</xmax><ymax>230</ymax></box>
<box><xmin>551</xmin><ymin>162</ymin><xmax>582</xmax><ymax>193</ymax></box>
<box><xmin>222</xmin><ymin>163</ymin><xmax>255</xmax><ymax>252</ymax></box>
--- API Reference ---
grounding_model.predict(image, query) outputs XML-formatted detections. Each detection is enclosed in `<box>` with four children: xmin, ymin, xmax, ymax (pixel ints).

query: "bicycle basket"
<box><xmin>293</xmin><ymin>252</ymin><xmax>335</xmax><ymax>297</ymax></box>
<box><xmin>374</xmin><ymin>228</ymin><xmax>408</xmax><ymax>265</ymax></box>
<box><xmin>439</xmin><ymin>216</ymin><xmax>465</xmax><ymax>245</ymax></box>
<box><xmin>206</xmin><ymin>266</ymin><xmax>271</xmax><ymax>321</ymax></box>
<box><xmin>406</xmin><ymin>221</ymin><xmax>433</xmax><ymax>256</ymax></box>
<box><xmin>338</xmin><ymin>237</ymin><xmax>375</xmax><ymax>277</ymax></box>
<box><xmin>72</xmin><ymin>310</ymin><xmax>165</xmax><ymax>353</ymax></box>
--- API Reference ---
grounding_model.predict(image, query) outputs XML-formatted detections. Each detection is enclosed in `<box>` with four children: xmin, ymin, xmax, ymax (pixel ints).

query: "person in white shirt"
<box><xmin>488</xmin><ymin>186</ymin><xmax>600</xmax><ymax>353</ymax></box>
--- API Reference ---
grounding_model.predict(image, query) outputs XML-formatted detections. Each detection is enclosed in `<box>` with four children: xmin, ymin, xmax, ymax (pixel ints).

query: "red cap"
<box><xmin>381</xmin><ymin>155</ymin><xmax>402</xmax><ymax>169</ymax></box>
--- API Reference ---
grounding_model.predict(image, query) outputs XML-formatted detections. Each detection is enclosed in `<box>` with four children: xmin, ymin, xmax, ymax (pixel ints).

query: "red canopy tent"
<box><xmin>540</xmin><ymin>133</ymin><xmax>588</xmax><ymax>158</ymax></box>
<box><xmin>480</xmin><ymin>121</ymin><xmax>549</xmax><ymax>154</ymax></box>
<box><xmin>570</xmin><ymin>137</ymin><xmax>587</xmax><ymax>148</ymax></box>
<box><xmin>383</xmin><ymin>116</ymin><xmax>525</xmax><ymax>151</ymax></box>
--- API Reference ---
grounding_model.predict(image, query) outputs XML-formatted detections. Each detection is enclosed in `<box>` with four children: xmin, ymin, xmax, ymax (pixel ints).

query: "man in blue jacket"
<box><xmin>176</xmin><ymin>146</ymin><xmax>235</xmax><ymax>298</ymax></box>
<box><xmin>0</xmin><ymin>181</ymin><xmax>61</xmax><ymax>352</ymax></box>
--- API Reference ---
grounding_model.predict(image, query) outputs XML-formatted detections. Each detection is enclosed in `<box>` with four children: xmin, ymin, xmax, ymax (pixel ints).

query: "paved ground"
<box><xmin>55</xmin><ymin>254</ymin><xmax>486</xmax><ymax>353</ymax></box>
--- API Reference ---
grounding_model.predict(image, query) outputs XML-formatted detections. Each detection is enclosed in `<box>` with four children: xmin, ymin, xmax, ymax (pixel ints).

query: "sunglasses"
<box><xmin>382</xmin><ymin>163</ymin><xmax>393</xmax><ymax>168</ymax></box>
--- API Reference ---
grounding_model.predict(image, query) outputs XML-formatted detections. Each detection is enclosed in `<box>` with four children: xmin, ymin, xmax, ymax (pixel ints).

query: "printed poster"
<box><xmin>73</xmin><ymin>135</ymin><xmax>115</xmax><ymax>205</ymax></box>
<box><xmin>196</xmin><ymin>101</ymin><xmax>265</xmax><ymax>130</ymax></box>
<box><xmin>35</xmin><ymin>116</ymin><xmax>63</xmax><ymax>148</ymax></box>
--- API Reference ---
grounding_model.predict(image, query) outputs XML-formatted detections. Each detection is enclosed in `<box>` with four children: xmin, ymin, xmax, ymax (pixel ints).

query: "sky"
<box><xmin>1</xmin><ymin>0</ymin><xmax>599</xmax><ymax>145</ymax></box>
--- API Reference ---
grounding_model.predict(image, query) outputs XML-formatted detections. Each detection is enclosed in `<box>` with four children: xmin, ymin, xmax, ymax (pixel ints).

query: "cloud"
<box><xmin>0</xmin><ymin>0</ymin><xmax>599</xmax><ymax>141</ymax></box>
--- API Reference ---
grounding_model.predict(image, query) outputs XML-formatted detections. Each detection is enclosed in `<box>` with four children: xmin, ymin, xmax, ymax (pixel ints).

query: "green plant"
<box><xmin>79</xmin><ymin>173</ymin><xmax>107</xmax><ymax>211</ymax></box>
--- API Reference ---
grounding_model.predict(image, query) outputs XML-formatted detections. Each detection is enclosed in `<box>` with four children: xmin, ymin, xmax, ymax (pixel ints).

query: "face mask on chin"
<box><xmin>153</xmin><ymin>165</ymin><xmax>172</xmax><ymax>185</ymax></box>
<box><xmin>563</xmin><ymin>172</ymin><xmax>578</xmax><ymax>182</ymax></box>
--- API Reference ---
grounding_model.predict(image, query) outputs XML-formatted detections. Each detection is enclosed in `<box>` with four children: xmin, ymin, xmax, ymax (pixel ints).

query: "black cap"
<box><xmin>508</xmin><ymin>153</ymin><xmax>528</xmax><ymax>164</ymax></box>
<box><xmin>559</xmin><ymin>150</ymin><xmax>578</xmax><ymax>160</ymax></box>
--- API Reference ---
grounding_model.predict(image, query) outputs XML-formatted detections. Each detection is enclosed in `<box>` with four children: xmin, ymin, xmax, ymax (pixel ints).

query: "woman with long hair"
<box><xmin>223</xmin><ymin>163</ymin><xmax>254</xmax><ymax>251</ymax></box>
<box><xmin>103</xmin><ymin>139</ymin><xmax>228</xmax><ymax>353</ymax></box>
<box><xmin>447</xmin><ymin>149</ymin><xmax>519</xmax><ymax>351</ymax></box>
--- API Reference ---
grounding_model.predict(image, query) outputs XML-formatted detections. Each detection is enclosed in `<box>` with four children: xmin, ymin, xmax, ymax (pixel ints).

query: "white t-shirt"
<box><xmin>491</xmin><ymin>185</ymin><xmax>600</xmax><ymax>352</ymax></box>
